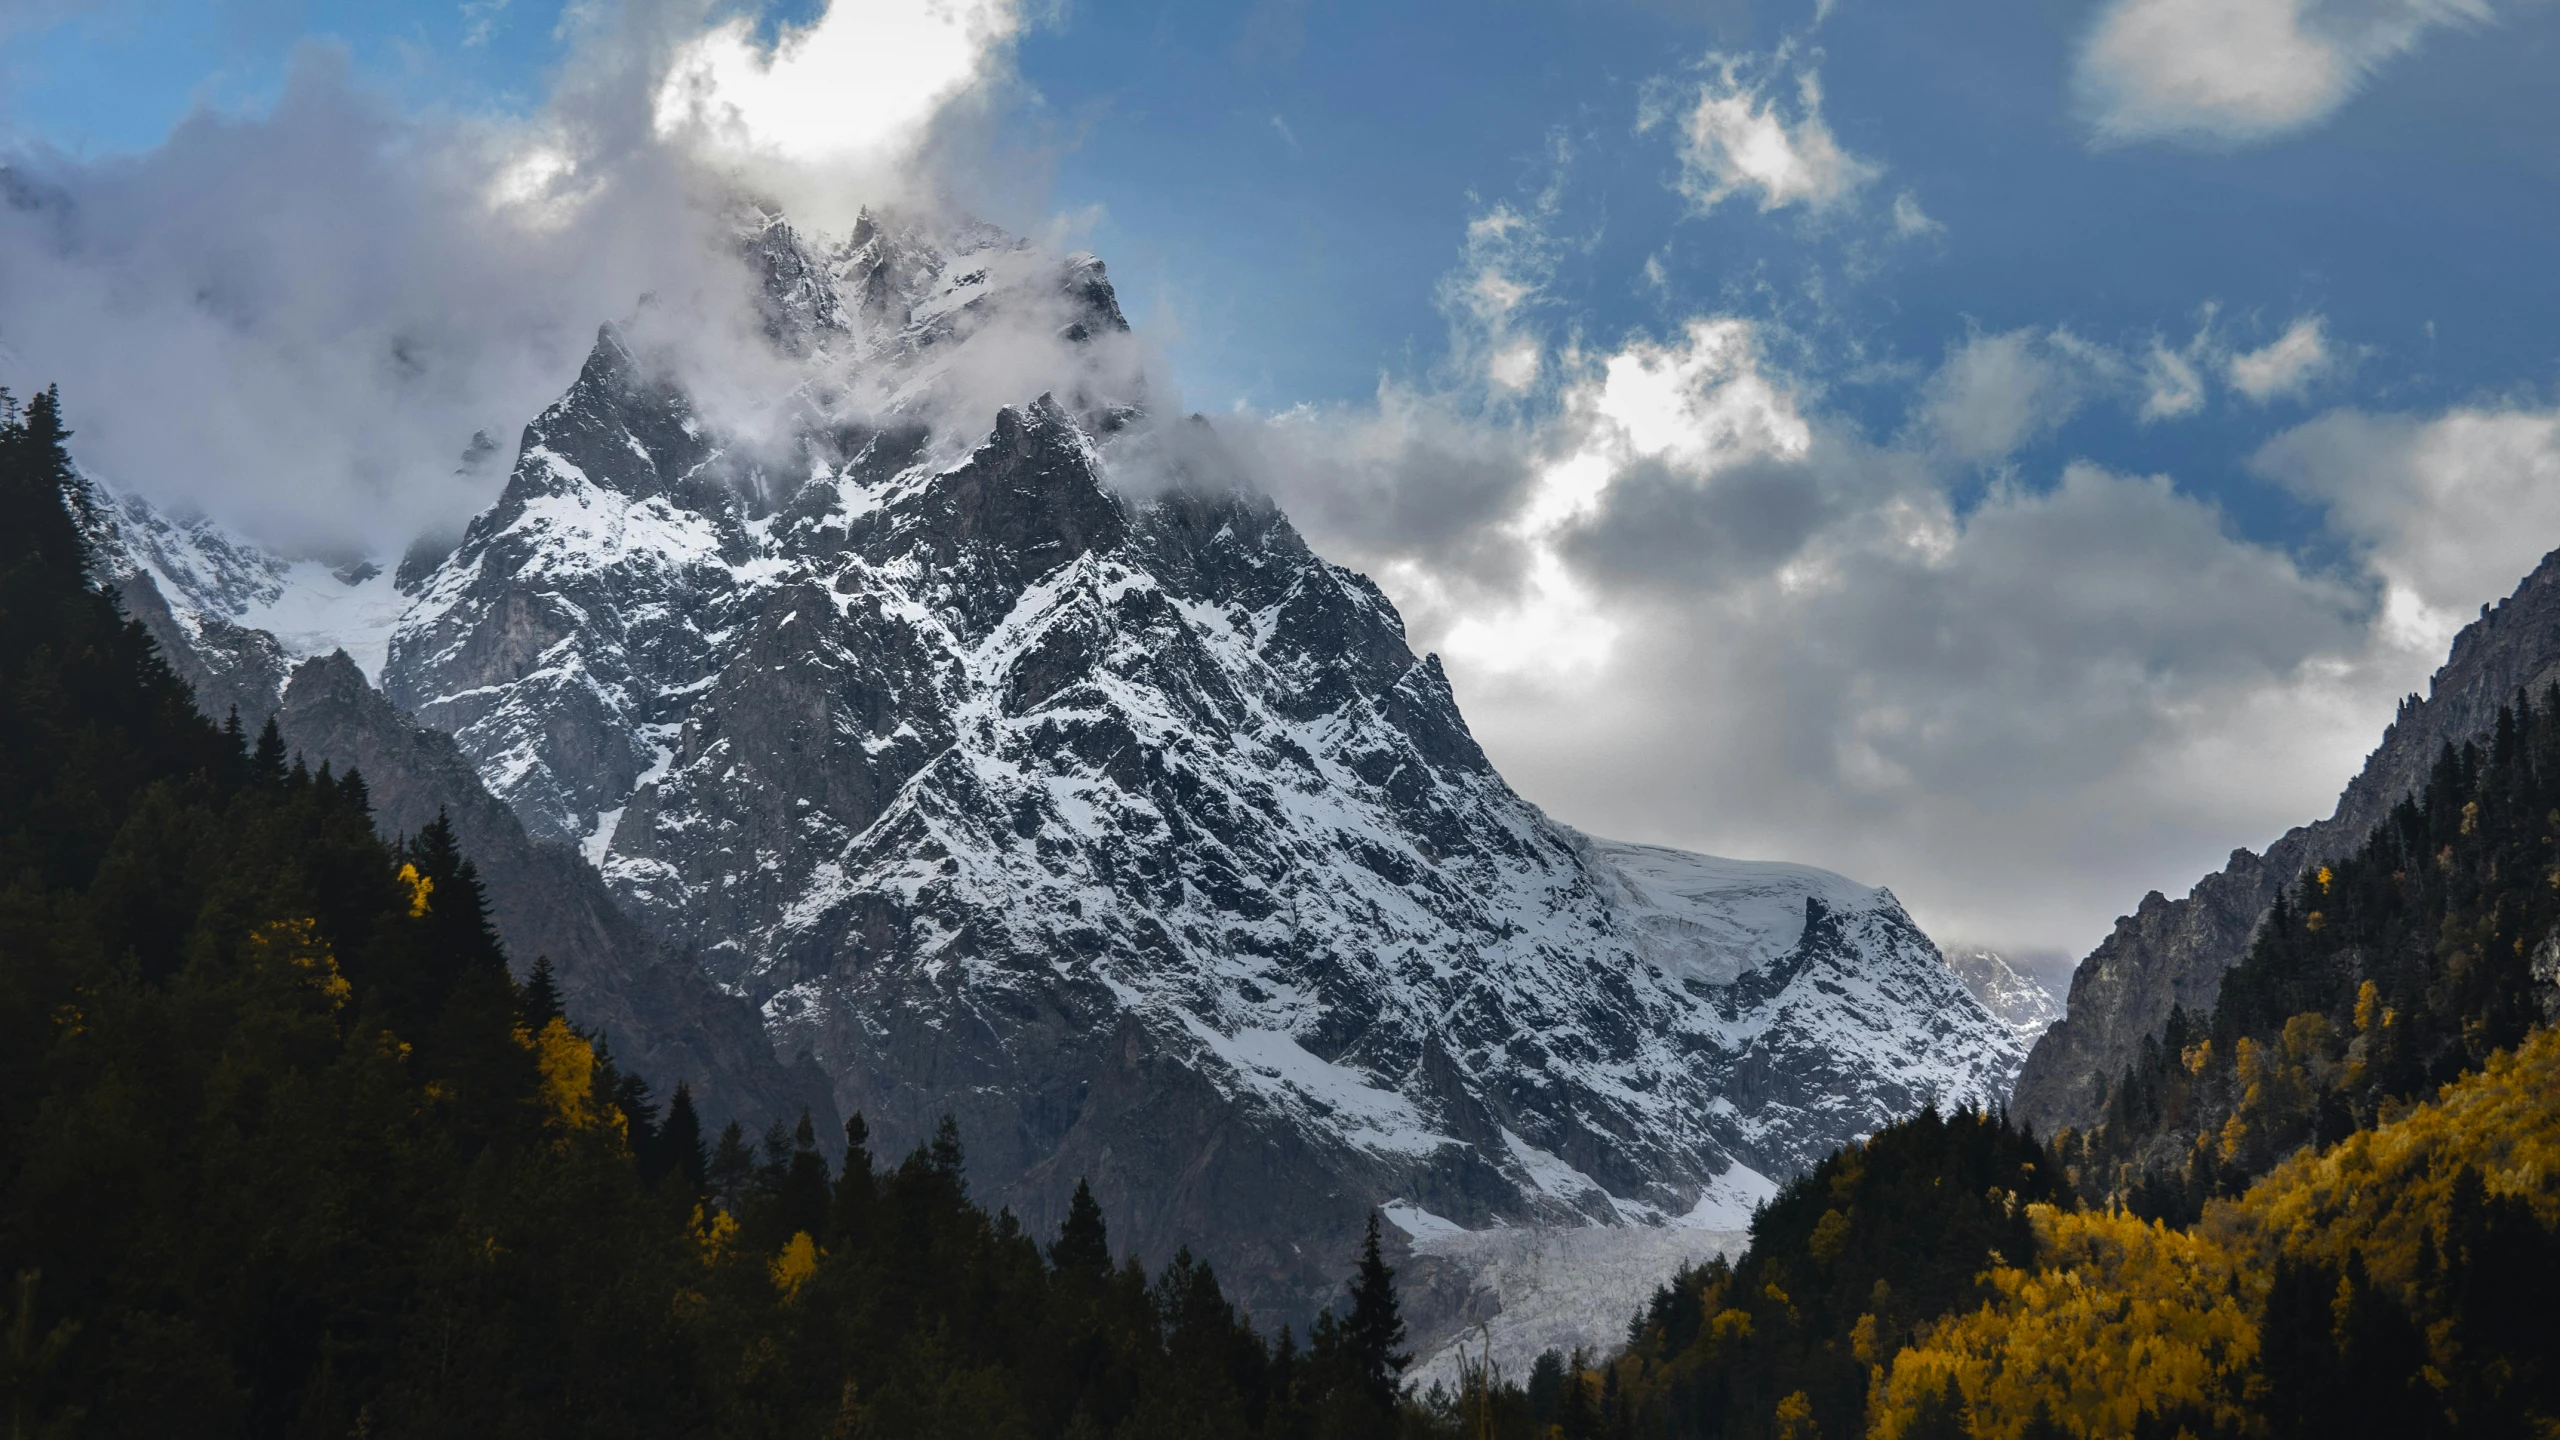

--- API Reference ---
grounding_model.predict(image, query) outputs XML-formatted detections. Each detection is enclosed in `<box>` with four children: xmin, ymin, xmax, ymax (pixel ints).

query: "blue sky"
<box><xmin>8</xmin><ymin>0</ymin><xmax>2560</xmax><ymax>957</ymax></box>
<box><xmin>20</xmin><ymin>1</ymin><xmax>2558</xmax><ymax>546</ymax></box>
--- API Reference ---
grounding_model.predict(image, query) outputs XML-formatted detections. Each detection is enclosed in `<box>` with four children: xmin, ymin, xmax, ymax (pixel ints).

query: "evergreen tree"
<box><xmin>655</xmin><ymin>1083</ymin><xmax>708</xmax><ymax>1196</ymax></box>
<box><xmin>251</xmin><ymin>715</ymin><xmax>288</xmax><ymax>782</ymax></box>
<box><xmin>1052</xmin><ymin>1179</ymin><xmax>1112</xmax><ymax>1275</ymax></box>
<box><xmin>1343</xmin><ymin>1211</ymin><xmax>1411</xmax><ymax>1409</ymax></box>
<box><xmin>830</xmin><ymin>1113</ymin><xmax>876</xmax><ymax>1243</ymax></box>
<box><xmin>776</xmin><ymin>1109</ymin><xmax>830</xmax><ymax>1243</ymax></box>
<box><xmin>520</xmin><ymin>953</ymin><xmax>565</xmax><ymax>1029</ymax></box>
<box><xmin>1556</xmin><ymin>1350</ymin><xmax>1596</xmax><ymax>1440</ymax></box>
<box><xmin>709</xmin><ymin>1121</ymin><xmax>753</xmax><ymax>1211</ymax></box>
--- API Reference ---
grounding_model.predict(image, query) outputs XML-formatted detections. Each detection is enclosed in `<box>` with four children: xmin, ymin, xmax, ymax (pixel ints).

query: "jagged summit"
<box><xmin>86</xmin><ymin>212</ymin><xmax>2023</xmax><ymax>1339</ymax></box>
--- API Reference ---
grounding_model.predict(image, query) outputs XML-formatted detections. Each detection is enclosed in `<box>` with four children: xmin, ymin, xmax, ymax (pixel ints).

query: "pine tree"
<box><xmin>653</xmin><ymin>1083</ymin><xmax>708</xmax><ymax>1196</ymax></box>
<box><xmin>1903</xmin><ymin>1372</ymin><xmax>1969</xmax><ymax>1440</ymax></box>
<box><xmin>1051</xmin><ymin>1179</ymin><xmax>1111</xmax><ymax>1275</ymax></box>
<box><xmin>252</xmin><ymin>716</ymin><xmax>288</xmax><ymax>783</ymax></box>
<box><xmin>520</xmin><ymin>954</ymin><xmax>564</xmax><ymax>1029</ymax></box>
<box><xmin>928</xmin><ymin>1115</ymin><xmax>965</xmax><ymax>1189</ymax></box>
<box><xmin>407</xmin><ymin>809</ymin><xmax>504</xmax><ymax>971</ymax></box>
<box><xmin>776</xmin><ymin>1110</ymin><xmax>830</xmax><ymax>1243</ymax></box>
<box><xmin>709</xmin><ymin>1121</ymin><xmax>753</xmax><ymax>1211</ymax></box>
<box><xmin>1343</xmin><ymin>1210</ymin><xmax>1410</xmax><ymax>1409</ymax></box>
<box><xmin>830</xmin><ymin>1114</ymin><xmax>875</xmax><ymax>1244</ymax></box>
<box><xmin>2020</xmin><ymin>1398</ymin><xmax>2071</xmax><ymax>1440</ymax></box>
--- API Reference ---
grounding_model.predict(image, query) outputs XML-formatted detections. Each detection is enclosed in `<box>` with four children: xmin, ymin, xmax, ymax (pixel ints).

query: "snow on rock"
<box><xmin>99</xmin><ymin>208</ymin><xmax>2027</xmax><ymax>1334</ymax></box>
<box><xmin>1940</xmin><ymin>944</ymin><xmax>2065</xmax><ymax>1055</ymax></box>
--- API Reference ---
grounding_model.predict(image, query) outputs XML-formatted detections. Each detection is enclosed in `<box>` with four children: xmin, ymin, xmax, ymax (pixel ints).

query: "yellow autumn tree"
<box><xmin>1870</xmin><ymin>1207</ymin><xmax>2259</xmax><ymax>1440</ymax></box>
<box><xmin>770</xmin><ymin>1231</ymin><xmax>820</xmax><ymax>1300</ymax></box>
<box><xmin>519</xmin><ymin>1015</ymin><xmax>626</xmax><ymax>1139</ymax></box>
<box><xmin>243</xmin><ymin>917</ymin><xmax>351</xmax><ymax>1012</ymax></box>
<box><xmin>1875</xmin><ymin>1027</ymin><xmax>2560</xmax><ymax>1439</ymax></box>
<box><xmin>396</xmin><ymin>861</ymin><xmax>434</xmax><ymax>917</ymax></box>
<box><xmin>2214</xmin><ymin>1024</ymin><xmax>2560</xmax><ymax>1290</ymax></box>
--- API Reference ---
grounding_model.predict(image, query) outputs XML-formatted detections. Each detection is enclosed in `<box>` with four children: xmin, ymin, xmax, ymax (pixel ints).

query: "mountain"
<box><xmin>87</xmin><ymin>211</ymin><xmax>2023</xmax><ymax>1331</ymax></box>
<box><xmin>1938</xmin><ymin>946</ymin><xmax>2063</xmax><ymax>1047</ymax></box>
<box><xmin>79</xmin><ymin>485</ymin><xmax>836</xmax><ymax>1136</ymax></box>
<box><xmin>2015</xmin><ymin>550</ymin><xmax>2560</xmax><ymax>1135</ymax></box>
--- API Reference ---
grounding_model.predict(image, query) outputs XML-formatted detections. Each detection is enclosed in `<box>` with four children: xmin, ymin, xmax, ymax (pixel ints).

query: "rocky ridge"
<box><xmin>87</xmin><ymin>211</ymin><xmax>2025</xmax><ymax>1332</ymax></box>
<box><xmin>1939</xmin><ymin>946</ymin><xmax>2063</xmax><ymax>1049</ymax></box>
<box><xmin>2015</xmin><ymin>551</ymin><xmax>2560</xmax><ymax>1135</ymax></box>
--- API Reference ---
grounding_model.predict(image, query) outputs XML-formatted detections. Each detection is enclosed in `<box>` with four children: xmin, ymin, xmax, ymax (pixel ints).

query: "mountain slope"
<box><xmin>2016</xmin><ymin>550</ymin><xmax>2560</xmax><ymax>1134</ymax></box>
<box><xmin>73</xmin><ymin>213</ymin><xmax>2023</xmax><ymax>1334</ymax></box>
<box><xmin>356</xmin><ymin>214</ymin><xmax>2023</xmax><ymax>1322</ymax></box>
<box><xmin>79</xmin><ymin>490</ymin><xmax>832</xmax><ymax>1134</ymax></box>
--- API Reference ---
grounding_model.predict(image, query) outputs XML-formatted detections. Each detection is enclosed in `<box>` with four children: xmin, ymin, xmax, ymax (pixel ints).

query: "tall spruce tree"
<box><xmin>1051</xmin><ymin>1179</ymin><xmax>1111</xmax><ymax>1275</ymax></box>
<box><xmin>520</xmin><ymin>953</ymin><xmax>564</xmax><ymax>1028</ymax></box>
<box><xmin>1344</xmin><ymin>1211</ymin><xmax>1410</xmax><ymax>1408</ymax></box>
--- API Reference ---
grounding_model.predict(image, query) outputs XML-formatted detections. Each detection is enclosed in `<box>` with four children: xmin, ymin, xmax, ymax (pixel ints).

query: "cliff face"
<box><xmin>83</xmin><ymin>508</ymin><xmax>835</xmax><ymax>1138</ymax></box>
<box><xmin>2015</xmin><ymin>549</ymin><xmax>2560</xmax><ymax>1135</ymax></box>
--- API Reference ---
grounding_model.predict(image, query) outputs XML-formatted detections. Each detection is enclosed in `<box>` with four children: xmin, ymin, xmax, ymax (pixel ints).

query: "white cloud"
<box><xmin>1233</xmin><ymin>223</ymin><xmax>2560</xmax><ymax>958</ymax></box>
<box><xmin>2140</xmin><ymin>339</ymin><xmax>2207</xmax><ymax>421</ymax></box>
<box><xmin>0</xmin><ymin>0</ymin><xmax>1030</xmax><ymax>552</ymax></box>
<box><xmin>654</xmin><ymin>0</ymin><xmax>1021</xmax><ymax>231</ymax></box>
<box><xmin>1914</xmin><ymin>328</ymin><xmax>2100</xmax><ymax>465</ymax></box>
<box><xmin>1661</xmin><ymin>56</ymin><xmax>1879</xmax><ymax>215</ymax></box>
<box><xmin>2226</xmin><ymin>315</ymin><xmax>2334</xmax><ymax>402</ymax></box>
<box><xmin>1890</xmin><ymin>190</ymin><xmax>1943</xmax><ymax>239</ymax></box>
<box><xmin>2255</xmin><ymin>406</ymin><xmax>2560</xmax><ymax>659</ymax></box>
<box><xmin>2075</xmin><ymin>0</ymin><xmax>2492</xmax><ymax>147</ymax></box>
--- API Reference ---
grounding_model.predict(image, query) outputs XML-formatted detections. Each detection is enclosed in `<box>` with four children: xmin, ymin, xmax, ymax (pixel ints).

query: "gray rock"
<box><xmin>2015</xmin><ymin>548</ymin><xmax>2560</xmax><ymax>1135</ymax></box>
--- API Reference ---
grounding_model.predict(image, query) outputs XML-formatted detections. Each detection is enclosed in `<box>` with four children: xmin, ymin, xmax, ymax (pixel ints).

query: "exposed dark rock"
<box><xmin>2016</xmin><ymin>546</ymin><xmax>2560</xmax><ymax>1134</ymax></box>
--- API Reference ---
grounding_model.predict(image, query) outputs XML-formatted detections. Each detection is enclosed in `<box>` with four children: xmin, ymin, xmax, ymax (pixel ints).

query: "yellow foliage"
<box><xmin>245</xmin><ymin>917</ymin><xmax>350</xmax><ymax>1011</ymax></box>
<box><xmin>1709</xmin><ymin>1308</ymin><xmax>1755</xmax><ymax>1346</ymax></box>
<box><xmin>691</xmin><ymin>1205</ymin><xmax>739</xmax><ymax>1268</ymax></box>
<box><xmin>1811</xmin><ymin>1209</ymin><xmax>1853</xmax><ymax>1265</ymax></box>
<box><xmin>2315</xmin><ymin>865</ymin><xmax>2333</xmax><ymax>893</ymax></box>
<box><xmin>1774</xmin><ymin>1390</ymin><xmax>1819</xmax><ymax>1440</ymax></box>
<box><xmin>396</xmin><ymin>862</ymin><xmax>434</xmax><ymax>917</ymax></box>
<box><xmin>2212</xmin><ymin>1025</ymin><xmax>2560</xmax><ymax>1290</ymax></box>
<box><xmin>1874</xmin><ymin>1027</ymin><xmax>2560</xmax><ymax>1439</ymax></box>
<box><xmin>770</xmin><ymin>1230</ymin><xmax>821</xmax><ymax>1300</ymax></box>
<box><xmin>1870</xmin><ymin>1208</ymin><xmax>2260</xmax><ymax>1440</ymax></box>
<box><xmin>1850</xmin><ymin>1312</ymin><xmax>1884</xmax><ymax>1368</ymax></box>
<box><xmin>518</xmin><ymin>1016</ymin><xmax>625</xmax><ymax>1138</ymax></box>
<box><xmin>2354</xmin><ymin>980</ymin><xmax>2382</xmax><ymax>1035</ymax></box>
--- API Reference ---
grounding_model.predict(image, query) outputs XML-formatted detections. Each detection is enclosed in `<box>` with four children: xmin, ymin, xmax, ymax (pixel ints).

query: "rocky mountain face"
<box><xmin>86</xmin><ymin>212</ymin><xmax>2024</xmax><ymax>1333</ymax></box>
<box><xmin>80</xmin><ymin>491</ymin><xmax>836</xmax><ymax>1137</ymax></box>
<box><xmin>2014</xmin><ymin>551</ymin><xmax>2560</xmax><ymax>1135</ymax></box>
<box><xmin>1939</xmin><ymin>947</ymin><xmax>2062</xmax><ymax>1049</ymax></box>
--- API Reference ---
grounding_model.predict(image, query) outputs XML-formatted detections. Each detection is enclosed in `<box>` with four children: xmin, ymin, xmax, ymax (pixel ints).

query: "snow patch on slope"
<box><xmin>82</xmin><ymin>479</ymin><xmax>407</xmax><ymax>679</ymax></box>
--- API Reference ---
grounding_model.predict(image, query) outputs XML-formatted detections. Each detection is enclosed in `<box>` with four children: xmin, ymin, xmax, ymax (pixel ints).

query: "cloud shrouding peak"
<box><xmin>0</xmin><ymin>0</ymin><xmax>1031</xmax><ymax>554</ymax></box>
<box><xmin>1657</xmin><ymin>55</ymin><xmax>1879</xmax><ymax>215</ymax></box>
<box><xmin>2074</xmin><ymin>0</ymin><xmax>2491</xmax><ymax>146</ymax></box>
<box><xmin>656</xmin><ymin>0</ymin><xmax>1021</xmax><ymax>231</ymax></box>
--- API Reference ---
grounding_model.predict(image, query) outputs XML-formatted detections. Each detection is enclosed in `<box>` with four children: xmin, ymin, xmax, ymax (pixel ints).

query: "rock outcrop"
<box><xmin>2015</xmin><ymin>549</ymin><xmax>2560</xmax><ymax>1135</ymax></box>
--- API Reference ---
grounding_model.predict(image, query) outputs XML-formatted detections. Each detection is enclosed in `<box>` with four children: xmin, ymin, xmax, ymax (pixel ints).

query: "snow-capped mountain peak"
<box><xmin>87</xmin><ymin>212</ymin><xmax>2027</xmax><ymax>1341</ymax></box>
